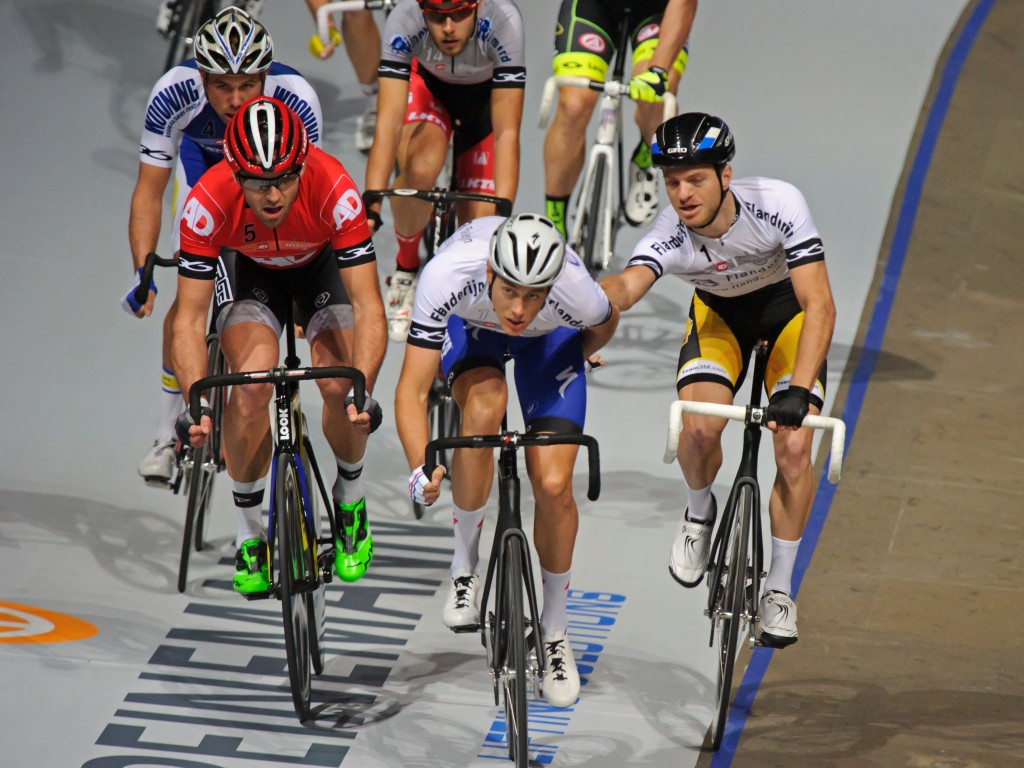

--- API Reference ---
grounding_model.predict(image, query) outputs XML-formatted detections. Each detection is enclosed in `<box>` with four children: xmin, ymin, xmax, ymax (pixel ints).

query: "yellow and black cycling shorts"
<box><xmin>552</xmin><ymin>0</ymin><xmax>689</xmax><ymax>82</ymax></box>
<box><xmin>676</xmin><ymin>281</ymin><xmax>827</xmax><ymax>407</ymax></box>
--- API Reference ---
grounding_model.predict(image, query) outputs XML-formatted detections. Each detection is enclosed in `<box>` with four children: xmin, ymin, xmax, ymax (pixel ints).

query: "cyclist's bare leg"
<box><xmin>524</xmin><ymin>443</ymin><xmax>581</xmax><ymax>573</ymax></box>
<box><xmin>675</xmin><ymin>380</ymin><xmax>732</xmax><ymax>489</ymax></box>
<box><xmin>340</xmin><ymin>11</ymin><xmax>380</xmax><ymax>86</ymax></box>
<box><xmin>456</xmin><ymin>198</ymin><xmax>499</xmax><ymax>225</ymax></box>
<box><xmin>309</xmin><ymin>326</ymin><xmax>368</xmax><ymax>464</ymax></box>
<box><xmin>393</xmin><ymin>121</ymin><xmax>449</xmax><ymax>239</ymax></box>
<box><xmin>542</xmin><ymin>87</ymin><xmax>600</xmax><ymax>199</ymax></box>
<box><xmin>449</xmin><ymin>366</ymin><xmax>507</xmax><ymax>510</ymax></box>
<box><xmin>768</xmin><ymin>404</ymin><xmax>821</xmax><ymax>541</ymax></box>
<box><xmin>220</xmin><ymin>321</ymin><xmax>279</xmax><ymax>483</ymax></box>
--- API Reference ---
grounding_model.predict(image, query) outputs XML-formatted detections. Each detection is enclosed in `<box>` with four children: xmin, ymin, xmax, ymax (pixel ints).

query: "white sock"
<box><xmin>685</xmin><ymin>482</ymin><xmax>714</xmax><ymax>522</ymax></box>
<box><xmin>540</xmin><ymin>567</ymin><xmax>571</xmax><ymax>638</ymax></box>
<box><xmin>764</xmin><ymin>537</ymin><xmax>801</xmax><ymax>596</ymax></box>
<box><xmin>360</xmin><ymin>82</ymin><xmax>378</xmax><ymax>100</ymax></box>
<box><xmin>232</xmin><ymin>477</ymin><xmax>267</xmax><ymax>548</ymax></box>
<box><xmin>450</xmin><ymin>504</ymin><xmax>485</xmax><ymax>576</ymax></box>
<box><xmin>333</xmin><ymin>457</ymin><xmax>365</xmax><ymax>505</ymax></box>
<box><xmin>158</xmin><ymin>366</ymin><xmax>183</xmax><ymax>442</ymax></box>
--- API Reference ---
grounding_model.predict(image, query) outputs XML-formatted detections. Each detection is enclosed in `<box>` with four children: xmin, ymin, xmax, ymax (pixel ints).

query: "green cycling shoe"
<box><xmin>335</xmin><ymin>497</ymin><xmax>373</xmax><ymax>583</ymax></box>
<box><xmin>233</xmin><ymin>538</ymin><xmax>270</xmax><ymax>596</ymax></box>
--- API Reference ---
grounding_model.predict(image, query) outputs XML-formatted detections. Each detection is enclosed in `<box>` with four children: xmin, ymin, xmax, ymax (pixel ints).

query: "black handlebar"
<box><xmin>189</xmin><ymin>366</ymin><xmax>367</xmax><ymax>424</ymax></box>
<box><xmin>134</xmin><ymin>251</ymin><xmax>178</xmax><ymax>306</ymax></box>
<box><xmin>363</xmin><ymin>188</ymin><xmax>513</xmax><ymax>219</ymax></box>
<box><xmin>425</xmin><ymin>432</ymin><xmax>601</xmax><ymax>502</ymax></box>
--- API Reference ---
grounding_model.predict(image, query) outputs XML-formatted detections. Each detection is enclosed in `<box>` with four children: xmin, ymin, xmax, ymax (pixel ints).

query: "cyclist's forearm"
<box><xmin>649</xmin><ymin>0</ymin><xmax>696</xmax><ymax>73</ymax></box>
<box><xmin>128</xmin><ymin>190</ymin><xmax>164</xmax><ymax>270</ymax></box>
<box><xmin>492</xmin><ymin>129</ymin><xmax>520</xmax><ymax>207</ymax></box>
<box><xmin>351</xmin><ymin>308</ymin><xmax>388</xmax><ymax>395</ymax></box>
<box><xmin>581</xmin><ymin>306</ymin><xmax>619</xmax><ymax>358</ymax></box>
<box><xmin>791</xmin><ymin>302</ymin><xmax>835</xmax><ymax>392</ymax></box>
<box><xmin>170</xmin><ymin>318</ymin><xmax>209</xmax><ymax>404</ymax></box>
<box><xmin>395</xmin><ymin>381</ymin><xmax>431</xmax><ymax>468</ymax></box>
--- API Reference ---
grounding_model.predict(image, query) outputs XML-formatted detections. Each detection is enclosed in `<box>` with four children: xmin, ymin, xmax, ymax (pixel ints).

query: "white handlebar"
<box><xmin>316</xmin><ymin>0</ymin><xmax>391</xmax><ymax>45</ymax></box>
<box><xmin>537</xmin><ymin>75</ymin><xmax>679</xmax><ymax>129</ymax></box>
<box><xmin>662</xmin><ymin>400</ymin><xmax>847</xmax><ymax>484</ymax></box>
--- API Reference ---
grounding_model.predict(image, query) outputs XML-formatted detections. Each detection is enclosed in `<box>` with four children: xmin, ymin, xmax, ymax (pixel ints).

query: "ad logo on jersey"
<box><xmin>0</xmin><ymin>602</ymin><xmax>98</xmax><ymax>645</ymax></box>
<box><xmin>332</xmin><ymin>188</ymin><xmax>364</xmax><ymax>229</ymax></box>
<box><xmin>636</xmin><ymin>23</ymin><xmax>660</xmax><ymax>43</ymax></box>
<box><xmin>182</xmin><ymin>198</ymin><xmax>215</xmax><ymax>236</ymax></box>
<box><xmin>578</xmin><ymin>33</ymin><xmax>606</xmax><ymax>53</ymax></box>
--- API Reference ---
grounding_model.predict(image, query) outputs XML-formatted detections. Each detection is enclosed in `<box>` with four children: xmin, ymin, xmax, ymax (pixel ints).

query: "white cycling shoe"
<box><xmin>355</xmin><ymin>107</ymin><xmax>376</xmax><ymax>153</ymax></box>
<box><xmin>759</xmin><ymin>591</ymin><xmax>798</xmax><ymax>647</ymax></box>
<box><xmin>138</xmin><ymin>438</ymin><xmax>177</xmax><ymax>487</ymax></box>
<box><xmin>541</xmin><ymin>632</ymin><xmax>580</xmax><ymax>708</ymax></box>
<box><xmin>443</xmin><ymin>570</ymin><xmax>481</xmax><ymax>630</ymax></box>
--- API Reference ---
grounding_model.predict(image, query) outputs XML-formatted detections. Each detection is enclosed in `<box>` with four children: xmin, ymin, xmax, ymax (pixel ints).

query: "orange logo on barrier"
<box><xmin>0</xmin><ymin>602</ymin><xmax>98</xmax><ymax>644</ymax></box>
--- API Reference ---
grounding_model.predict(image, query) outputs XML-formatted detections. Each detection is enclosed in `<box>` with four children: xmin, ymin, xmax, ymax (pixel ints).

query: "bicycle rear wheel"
<box><xmin>709</xmin><ymin>484</ymin><xmax>752</xmax><ymax>749</ymax></box>
<box><xmin>276</xmin><ymin>453</ymin><xmax>314</xmax><ymax>721</ymax></box>
<box><xmin>501</xmin><ymin>538</ymin><xmax>530</xmax><ymax>766</ymax></box>
<box><xmin>576</xmin><ymin>155</ymin><xmax>608</xmax><ymax>278</ymax></box>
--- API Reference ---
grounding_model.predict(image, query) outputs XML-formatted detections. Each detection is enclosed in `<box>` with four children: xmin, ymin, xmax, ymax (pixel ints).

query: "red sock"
<box><xmin>395</xmin><ymin>231</ymin><xmax>423</xmax><ymax>272</ymax></box>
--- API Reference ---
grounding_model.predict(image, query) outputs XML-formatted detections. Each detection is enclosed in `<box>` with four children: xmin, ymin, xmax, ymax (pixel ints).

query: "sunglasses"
<box><xmin>236</xmin><ymin>169</ymin><xmax>302</xmax><ymax>192</ymax></box>
<box><xmin>424</xmin><ymin>5</ymin><xmax>476</xmax><ymax>24</ymax></box>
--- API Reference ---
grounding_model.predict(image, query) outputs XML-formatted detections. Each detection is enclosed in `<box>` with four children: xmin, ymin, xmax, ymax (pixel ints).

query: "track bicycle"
<box><xmin>537</xmin><ymin>9</ymin><xmax>676</xmax><ymax>277</ymax></box>
<box><xmin>134</xmin><ymin>251</ymin><xmax>228</xmax><ymax>594</ymax></box>
<box><xmin>188</xmin><ymin>305</ymin><xmax>368</xmax><ymax>722</ymax></box>
<box><xmin>363</xmin><ymin>187</ymin><xmax>512</xmax><ymax>519</ymax></box>
<box><xmin>425</xmin><ymin>425</ymin><xmax>601</xmax><ymax>766</ymax></box>
<box><xmin>663</xmin><ymin>340</ymin><xmax>846</xmax><ymax>749</ymax></box>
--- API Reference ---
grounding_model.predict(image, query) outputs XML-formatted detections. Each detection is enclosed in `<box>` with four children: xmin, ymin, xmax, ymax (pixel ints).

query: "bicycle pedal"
<box><xmin>239</xmin><ymin>589</ymin><xmax>273</xmax><ymax>601</ymax></box>
<box><xmin>142</xmin><ymin>476</ymin><xmax>174</xmax><ymax>490</ymax></box>
<box><xmin>448</xmin><ymin>622</ymin><xmax>481</xmax><ymax>634</ymax></box>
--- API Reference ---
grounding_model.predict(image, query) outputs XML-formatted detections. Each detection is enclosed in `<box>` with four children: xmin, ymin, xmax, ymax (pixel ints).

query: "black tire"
<box><xmin>176</xmin><ymin>441</ymin><xmax>206</xmax><ymax>593</ymax></box>
<box><xmin>307</xmin><ymin>585</ymin><xmax>326</xmax><ymax>676</ymax></box>
<box><xmin>163</xmin><ymin>0</ymin><xmax>211</xmax><ymax>73</ymax></box>
<box><xmin>576</xmin><ymin>155</ymin><xmax>608</xmax><ymax>278</ymax></box>
<box><xmin>193</xmin><ymin>336</ymin><xmax>225</xmax><ymax>553</ymax></box>
<box><xmin>501</xmin><ymin>539</ymin><xmax>529</xmax><ymax>766</ymax></box>
<box><xmin>710</xmin><ymin>484</ymin><xmax>752</xmax><ymax>750</ymax></box>
<box><xmin>276</xmin><ymin>453</ymin><xmax>313</xmax><ymax>721</ymax></box>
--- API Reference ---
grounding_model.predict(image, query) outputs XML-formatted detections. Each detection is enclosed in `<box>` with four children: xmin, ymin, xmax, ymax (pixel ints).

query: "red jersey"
<box><xmin>178</xmin><ymin>145</ymin><xmax>375</xmax><ymax>278</ymax></box>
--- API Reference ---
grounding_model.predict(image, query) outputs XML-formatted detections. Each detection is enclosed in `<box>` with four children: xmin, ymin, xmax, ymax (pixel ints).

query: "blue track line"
<box><xmin>708</xmin><ymin>0</ymin><xmax>995</xmax><ymax>762</ymax></box>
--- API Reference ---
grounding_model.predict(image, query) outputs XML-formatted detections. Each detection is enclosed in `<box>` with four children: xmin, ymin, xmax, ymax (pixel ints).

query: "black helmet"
<box><xmin>651</xmin><ymin>113</ymin><xmax>735</xmax><ymax>169</ymax></box>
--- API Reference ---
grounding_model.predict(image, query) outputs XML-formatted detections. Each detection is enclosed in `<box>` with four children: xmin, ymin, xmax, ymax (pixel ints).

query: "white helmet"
<box><xmin>489</xmin><ymin>214</ymin><xmax>567</xmax><ymax>289</ymax></box>
<box><xmin>194</xmin><ymin>6</ymin><xmax>274</xmax><ymax>75</ymax></box>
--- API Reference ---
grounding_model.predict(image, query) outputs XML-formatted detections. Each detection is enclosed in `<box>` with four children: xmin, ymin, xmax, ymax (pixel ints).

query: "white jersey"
<box><xmin>379</xmin><ymin>0</ymin><xmax>526</xmax><ymax>87</ymax></box>
<box><xmin>627</xmin><ymin>177</ymin><xmax>825</xmax><ymax>298</ymax></box>
<box><xmin>407</xmin><ymin>217</ymin><xmax>613</xmax><ymax>349</ymax></box>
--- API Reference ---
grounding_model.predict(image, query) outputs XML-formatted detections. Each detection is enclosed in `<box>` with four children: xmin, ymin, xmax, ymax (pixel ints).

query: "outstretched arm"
<box><xmin>600</xmin><ymin>265</ymin><xmax>658</xmax><ymax>312</ymax></box>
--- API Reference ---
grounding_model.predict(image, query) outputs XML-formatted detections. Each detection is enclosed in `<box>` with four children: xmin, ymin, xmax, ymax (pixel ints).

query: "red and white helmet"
<box><xmin>223</xmin><ymin>96</ymin><xmax>308</xmax><ymax>176</ymax></box>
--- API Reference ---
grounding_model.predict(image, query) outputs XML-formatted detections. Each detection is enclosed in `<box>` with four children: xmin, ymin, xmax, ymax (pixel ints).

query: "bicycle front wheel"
<box><xmin>501</xmin><ymin>538</ymin><xmax>530</xmax><ymax>766</ymax></box>
<box><xmin>276</xmin><ymin>453</ymin><xmax>314</xmax><ymax>721</ymax></box>
<box><xmin>164</xmin><ymin>0</ymin><xmax>211</xmax><ymax>72</ymax></box>
<box><xmin>577</xmin><ymin>155</ymin><xmax>608</xmax><ymax>278</ymax></box>
<box><xmin>710</xmin><ymin>484</ymin><xmax>752</xmax><ymax>749</ymax></box>
<box><xmin>193</xmin><ymin>335</ymin><xmax>225</xmax><ymax>553</ymax></box>
<box><xmin>177</xmin><ymin>441</ymin><xmax>213</xmax><ymax>593</ymax></box>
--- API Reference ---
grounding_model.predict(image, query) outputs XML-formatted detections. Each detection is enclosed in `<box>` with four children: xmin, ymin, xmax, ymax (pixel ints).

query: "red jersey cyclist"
<box><xmin>395</xmin><ymin>214</ymin><xmax>619</xmax><ymax>707</ymax></box>
<box><xmin>173</xmin><ymin>97</ymin><xmax>388</xmax><ymax>595</ymax></box>
<box><xmin>128</xmin><ymin>7</ymin><xmax>324</xmax><ymax>488</ymax></box>
<box><xmin>601</xmin><ymin>113</ymin><xmax>837</xmax><ymax>647</ymax></box>
<box><xmin>363</xmin><ymin>0</ymin><xmax>526</xmax><ymax>342</ymax></box>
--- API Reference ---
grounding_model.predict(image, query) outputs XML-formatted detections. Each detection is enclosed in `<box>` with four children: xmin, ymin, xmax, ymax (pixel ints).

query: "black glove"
<box><xmin>346</xmin><ymin>393</ymin><xmax>383</xmax><ymax>433</ymax></box>
<box><xmin>175</xmin><ymin>399</ymin><xmax>212</xmax><ymax>445</ymax></box>
<box><xmin>765</xmin><ymin>386</ymin><xmax>810</xmax><ymax>428</ymax></box>
<box><xmin>361</xmin><ymin>190</ymin><xmax>383</xmax><ymax>231</ymax></box>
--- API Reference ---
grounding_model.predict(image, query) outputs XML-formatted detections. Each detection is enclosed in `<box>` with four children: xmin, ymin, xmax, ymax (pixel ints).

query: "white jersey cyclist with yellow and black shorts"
<box><xmin>628</xmin><ymin>176</ymin><xmax>828</xmax><ymax>406</ymax></box>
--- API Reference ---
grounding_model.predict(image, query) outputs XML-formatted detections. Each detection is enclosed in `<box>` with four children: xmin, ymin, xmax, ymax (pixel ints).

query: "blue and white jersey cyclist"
<box><xmin>128</xmin><ymin>6</ymin><xmax>325</xmax><ymax>488</ymax></box>
<box><xmin>601</xmin><ymin>112</ymin><xmax>838</xmax><ymax>649</ymax></box>
<box><xmin>394</xmin><ymin>215</ymin><xmax>619</xmax><ymax>709</ymax></box>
